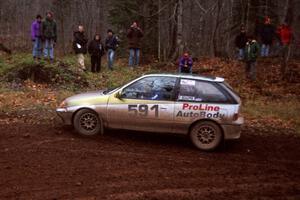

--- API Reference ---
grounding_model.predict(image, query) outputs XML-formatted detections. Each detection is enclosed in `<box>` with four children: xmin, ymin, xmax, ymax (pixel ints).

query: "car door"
<box><xmin>173</xmin><ymin>78</ymin><xmax>232</xmax><ymax>134</ymax></box>
<box><xmin>107</xmin><ymin>76</ymin><xmax>177</xmax><ymax>133</ymax></box>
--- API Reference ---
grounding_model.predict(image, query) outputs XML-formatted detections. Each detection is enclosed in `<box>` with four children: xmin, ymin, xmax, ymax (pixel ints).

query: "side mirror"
<box><xmin>115</xmin><ymin>91</ymin><xmax>123</xmax><ymax>99</ymax></box>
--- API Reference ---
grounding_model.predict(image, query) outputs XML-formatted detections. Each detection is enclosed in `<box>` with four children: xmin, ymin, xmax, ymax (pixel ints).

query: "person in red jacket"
<box><xmin>277</xmin><ymin>22</ymin><xmax>292</xmax><ymax>46</ymax></box>
<box><xmin>277</xmin><ymin>22</ymin><xmax>293</xmax><ymax>75</ymax></box>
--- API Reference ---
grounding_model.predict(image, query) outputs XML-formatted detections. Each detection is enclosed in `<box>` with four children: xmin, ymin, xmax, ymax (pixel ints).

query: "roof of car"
<box><xmin>143</xmin><ymin>73</ymin><xmax>224</xmax><ymax>82</ymax></box>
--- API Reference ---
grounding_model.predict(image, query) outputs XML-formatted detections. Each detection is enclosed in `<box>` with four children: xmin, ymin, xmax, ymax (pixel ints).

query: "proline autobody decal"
<box><xmin>176</xmin><ymin>103</ymin><xmax>225</xmax><ymax>119</ymax></box>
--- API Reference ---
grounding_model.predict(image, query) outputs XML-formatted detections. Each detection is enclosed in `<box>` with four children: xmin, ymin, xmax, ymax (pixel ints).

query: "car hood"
<box><xmin>66</xmin><ymin>90</ymin><xmax>109</xmax><ymax>106</ymax></box>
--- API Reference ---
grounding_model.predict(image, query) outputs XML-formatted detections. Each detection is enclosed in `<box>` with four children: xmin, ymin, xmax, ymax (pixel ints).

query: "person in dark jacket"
<box><xmin>105</xmin><ymin>29</ymin><xmax>119</xmax><ymax>70</ymax></box>
<box><xmin>260</xmin><ymin>16</ymin><xmax>275</xmax><ymax>57</ymax></box>
<box><xmin>178</xmin><ymin>52</ymin><xmax>193</xmax><ymax>74</ymax></box>
<box><xmin>244</xmin><ymin>35</ymin><xmax>260</xmax><ymax>80</ymax></box>
<box><xmin>42</xmin><ymin>11</ymin><xmax>57</xmax><ymax>62</ymax></box>
<box><xmin>235</xmin><ymin>26</ymin><xmax>247</xmax><ymax>60</ymax></box>
<box><xmin>31</xmin><ymin>14</ymin><xmax>42</xmax><ymax>61</ymax></box>
<box><xmin>73</xmin><ymin>25</ymin><xmax>88</xmax><ymax>71</ymax></box>
<box><xmin>88</xmin><ymin>34</ymin><xmax>105</xmax><ymax>73</ymax></box>
<box><xmin>127</xmin><ymin>21</ymin><xmax>143</xmax><ymax>67</ymax></box>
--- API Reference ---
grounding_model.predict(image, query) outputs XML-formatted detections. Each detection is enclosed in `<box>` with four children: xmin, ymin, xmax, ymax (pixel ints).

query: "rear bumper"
<box><xmin>222</xmin><ymin>116</ymin><xmax>244</xmax><ymax>140</ymax></box>
<box><xmin>56</xmin><ymin>108</ymin><xmax>73</xmax><ymax>125</ymax></box>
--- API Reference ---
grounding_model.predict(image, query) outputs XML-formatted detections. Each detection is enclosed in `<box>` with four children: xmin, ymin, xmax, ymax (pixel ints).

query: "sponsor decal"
<box><xmin>176</xmin><ymin>103</ymin><xmax>224</xmax><ymax>119</ymax></box>
<box><xmin>182</xmin><ymin>103</ymin><xmax>220</xmax><ymax>111</ymax></box>
<box><xmin>180</xmin><ymin>79</ymin><xmax>195</xmax><ymax>86</ymax></box>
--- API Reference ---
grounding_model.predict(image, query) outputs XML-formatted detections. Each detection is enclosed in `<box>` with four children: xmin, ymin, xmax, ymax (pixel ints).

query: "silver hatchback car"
<box><xmin>57</xmin><ymin>74</ymin><xmax>243</xmax><ymax>151</ymax></box>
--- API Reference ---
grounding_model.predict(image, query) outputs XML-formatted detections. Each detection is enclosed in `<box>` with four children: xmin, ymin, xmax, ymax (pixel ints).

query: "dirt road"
<box><xmin>0</xmin><ymin>122</ymin><xmax>300</xmax><ymax>200</ymax></box>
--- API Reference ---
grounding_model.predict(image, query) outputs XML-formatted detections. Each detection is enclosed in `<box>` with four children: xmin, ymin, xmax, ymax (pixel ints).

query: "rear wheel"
<box><xmin>73</xmin><ymin>109</ymin><xmax>101</xmax><ymax>136</ymax></box>
<box><xmin>190</xmin><ymin>121</ymin><xmax>223</xmax><ymax>151</ymax></box>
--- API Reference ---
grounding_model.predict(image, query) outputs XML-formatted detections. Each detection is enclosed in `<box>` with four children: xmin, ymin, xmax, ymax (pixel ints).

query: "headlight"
<box><xmin>59</xmin><ymin>100</ymin><xmax>68</xmax><ymax>108</ymax></box>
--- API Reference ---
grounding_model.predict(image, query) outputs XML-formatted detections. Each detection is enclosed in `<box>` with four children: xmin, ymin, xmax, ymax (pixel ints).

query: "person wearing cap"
<box><xmin>42</xmin><ymin>11</ymin><xmax>57</xmax><ymax>62</ymax></box>
<box><xmin>260</xmin><ymin>16</ymin><xmax>275</xmax><ymax>57</ymax></box>
<box><xmin>127</xmin><ymin>21</ymin><xmax>143</xmax><ymax>67</ymax></box>
<box><xmin>235</xmin><ymin>25</ymin><xmax>247</xmax><ymax>60</ymax></box>
<box><xmin>179</xmin><ymin>53</ymin><xmax>193</xmax><ymax>74</ymax></box>
<box><xmin>244</xmin><ymin>35</ymin><xmax>260</xmax><ymax>80</ymax></box>
<box><xmin>31</xmin><ymin>14</ymin><xmax>43</xmax><ymax>61</ymax></box>
<box><xmin>105</xmin><ymin>29</ymin><xmax>119</xmax><ymax>70</ymax></box>
<box><xmin>73</xmin><ymin>25</ymin><xmax>88</xmax><ymax>71</ymax></box>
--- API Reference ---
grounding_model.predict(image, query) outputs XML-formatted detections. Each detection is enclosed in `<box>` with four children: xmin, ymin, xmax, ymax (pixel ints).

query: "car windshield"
<box><xmin>103</xmin><ymin>87</ymin><xmax>120</xmax><ymax>95</ymax></box>
<box><xmin>102</xmin><ymin>76</ymin><xmax>140</xmax><ymax>95</ymax></box>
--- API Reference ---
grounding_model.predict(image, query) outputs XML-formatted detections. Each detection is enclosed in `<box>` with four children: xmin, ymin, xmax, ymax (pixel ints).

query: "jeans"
<box><xmin>261</xmin><ymin>44</ymin><xmax>270</xmax><ymax>57</ymax></box>
<box><xmin>32</xmin><ymin>38</ymin><xmax>42</xmax><ymax>58</ymax></box>
<box><xmin>238</xmin><ymin>48</ymin><xmax>244</xmax><ymax>60</ymax></box>
<box><xmin>245</xmin><ymin>61</ymin><xmax>256</xmax><ymax>80</ymax></box>
<box><xmin>43</xmin><ymin>39</ymin><xmax>54</xmax><ymax>60</ymax></box>
<box><xmin>273</xmin><ymin>42</ymin><xmax>282</xmax><ymax>57</ymax></box>
<box><xmin>129</xmin><ymin>48</ymin><xmax>140</xmax><ymax>67</ymax></box>
<box><xmin>107</xmin><ymin>49</ymin><xmax>115</xmax><ymax>70</ymax></box>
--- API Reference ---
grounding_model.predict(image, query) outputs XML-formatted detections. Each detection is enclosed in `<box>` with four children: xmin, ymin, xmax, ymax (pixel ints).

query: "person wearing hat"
<box><xmin>260</xmin><ymin>16</ymin><xmax>275</xmax><ymax>57</ymax></box>
<box><xmin>31</xmin><ymin>14</ymin><xmax>43</xmax><ymax>61</ymax></box>
<box><xmin>235</xmin><ymin>25</ymin><xmax>248</xmax><ymax>60</ymax></box>
<box><xmin>244</xmin><ymin>35</ymin><xmax>260</xmax><ymax>80</ymax></box>
<box><xmin>179</xmin><ymin>52</ymin><xmax>193</xmax><ymax>74</ymax></box>
<box><xmin>105</xmin><ymin>29</ymin><xmax>119</xmax><ymax>70</ymax></box>
<box><xmin>42</xmin><ymin>11</ymin><xmax>57</xmax><ymax>62</ymax></box>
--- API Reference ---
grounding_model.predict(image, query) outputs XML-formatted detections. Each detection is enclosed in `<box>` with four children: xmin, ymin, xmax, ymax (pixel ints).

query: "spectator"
<box><xmin>73</xmin><ymin>25</ymin><xmax>88</xmax><ymax>71</ymax></box>
<box><xmin>127</xmin><ymin>21</ymin><xmax>143</xmax><ymax>68</ymax></box>
<box><xmin>179</xmin><ymin>52</ymin><xmax>193</xmax><ymax>74</ymax></box>
<box><xmin>235</xmin><ymin>26</ymin><xmax>247</xmax><ymax>60</ymax></box>
<box><xmin>88</xmin><ymin>34</ymin><xmax>105</xmax><ymax>73</ymax></box>
<box><xmin>244</xmin><ymin>35</ymin><xmax>260</xmax><ymax>80</ymax></box>
<box><xmin>277</xmin><ymin>22</ymin><xmax>293</xmax><ymax>46</ymax></box>
<box><xmin>277</xmin><ymin>22</ymin><xmax>293</xmax><ymax>75</ymax></box>
<box><xmin>31</xmin><ymin>14</ymin><xmax>42</xmax><ymax>62</ymax></box>
<box><xmin>105</xmin><ymin>29</ymin><xmax>119</xmax><ymax>70</ymax></box>
<box><xmin>254</xmin><ymin>17</ymin><xmax>264</xmax><ymax>40</ymax></box>
<box><xmin>42</xmin><ymin>11</ymin><xmax>57</xmax><ymax>62</ymax></box>
<box><xmin>260</xmin><ymin>16</ymin><xmax>275</xmax><ymax>57</ymax></box>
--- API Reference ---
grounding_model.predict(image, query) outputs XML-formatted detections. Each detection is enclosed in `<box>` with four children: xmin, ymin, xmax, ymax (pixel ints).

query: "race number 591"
<box><xmin>128</xmin><ymin>105</ymin><xmax>159</xmax><ymax>117</ymax></box>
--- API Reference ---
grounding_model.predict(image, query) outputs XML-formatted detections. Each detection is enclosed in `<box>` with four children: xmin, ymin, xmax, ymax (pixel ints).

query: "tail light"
<box><xmin>233</xmin><ymin>113</ymin><xmax>239</xmax><ymax>121</ymax></box>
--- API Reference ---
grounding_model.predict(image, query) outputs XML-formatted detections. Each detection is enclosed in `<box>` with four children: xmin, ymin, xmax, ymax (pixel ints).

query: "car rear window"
<box><xmin>178</xmin><ymin>79</ymin><xmax>228</xmax><ymax>103</ymax></box>
<box><xmin>220</xmin><ymin>82</ymin><xmax>240</xmax><ymax>103</ymax></box>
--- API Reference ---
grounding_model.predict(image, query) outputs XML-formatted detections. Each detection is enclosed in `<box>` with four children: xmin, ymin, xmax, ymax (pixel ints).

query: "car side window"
<box><xmin>122</xmin><ymin>77</ymin><xmax>176</xmax><ymax>101</ymax></box>
<box><xmin>178</xmin><ymin>79</ymin><xmax>228</xmax><ymax>103</ymax></box>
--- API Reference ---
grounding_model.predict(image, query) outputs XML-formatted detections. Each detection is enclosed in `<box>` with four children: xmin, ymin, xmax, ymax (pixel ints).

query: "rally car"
<box><xmin>57</xmin><ymin>74</ymin><xmax>243</xmax><ymax>151</ymax></box>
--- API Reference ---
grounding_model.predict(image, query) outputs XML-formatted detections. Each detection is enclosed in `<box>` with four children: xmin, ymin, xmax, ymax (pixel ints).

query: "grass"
<box><xmin>243</xmin><ymin>98</ymin><xmax>300</xmax><ymax>133</ymax></box>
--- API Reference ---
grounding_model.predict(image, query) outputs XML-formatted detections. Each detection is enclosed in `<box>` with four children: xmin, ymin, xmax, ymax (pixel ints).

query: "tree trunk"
<box><xmin>158</xmin><ymin>0</ymin><xmax>161</xmax><ymax>61</ymax></box>
<box><xmin>176</xmin><ymin>0</ymin><xmax>184</xmax><ymax>57</ymax></box>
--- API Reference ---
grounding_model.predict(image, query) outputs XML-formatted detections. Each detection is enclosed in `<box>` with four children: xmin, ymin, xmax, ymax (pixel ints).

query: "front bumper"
<box><xmin>222</xmin><ymin>116</ymin><xmax>244</xmax><ymax>140</ymax></box>
<box><xmin>56</xmin><ymin>108</ymin><xmax>73</xmax><ymax>125</ymax></box>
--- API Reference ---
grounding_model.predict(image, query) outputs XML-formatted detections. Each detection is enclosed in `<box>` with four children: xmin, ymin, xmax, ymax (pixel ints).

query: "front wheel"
<box><xmin>190</xmin><ymin>121</ymin><xmax>223</xmax><ymax>151</ymax></box>
<box><xmin>73</xmin><ymin>109</ymin><xmax>101</xmax><ymax>136</ymax></box>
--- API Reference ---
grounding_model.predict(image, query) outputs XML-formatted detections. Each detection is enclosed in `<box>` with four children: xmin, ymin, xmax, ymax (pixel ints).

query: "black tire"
<box><xmin>73</xmin><ymin>109</ymin><xmax>101</xmax><ymax>136</ymax></box>
<box><xmin>190</xmin><ymin>121</ymin><xmax>223</xmax><ymax>151</ymax></box>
